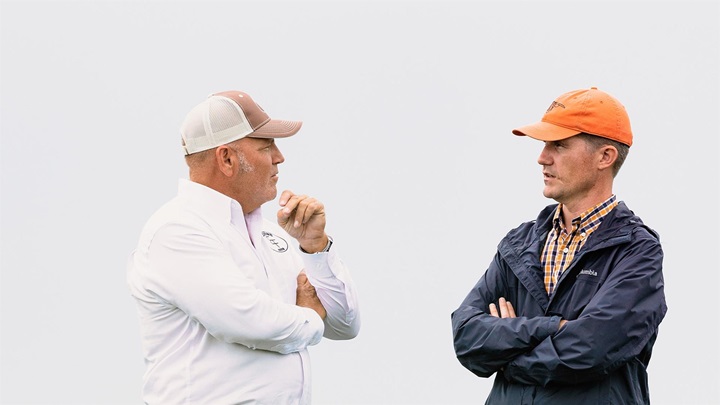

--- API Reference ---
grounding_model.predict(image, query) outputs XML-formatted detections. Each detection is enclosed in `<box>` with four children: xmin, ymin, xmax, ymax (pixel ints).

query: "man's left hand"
<box><xmin>277</xmin><ymin>190</ymin><xmax>329</xmax><ymax>253</ymax></box>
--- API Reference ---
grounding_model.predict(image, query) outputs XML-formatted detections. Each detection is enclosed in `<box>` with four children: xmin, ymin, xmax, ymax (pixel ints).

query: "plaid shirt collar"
<box><xmin>551</xmin><ymin>195</ymin><xmax>618</xmax><ymax>237</ymax></box>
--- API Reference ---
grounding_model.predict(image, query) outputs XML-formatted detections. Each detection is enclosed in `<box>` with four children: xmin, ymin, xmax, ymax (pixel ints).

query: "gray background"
<box><xmin>1</xmin><ymin>1</ymin><xmax>719</xmax><ymax>404</ymax></box>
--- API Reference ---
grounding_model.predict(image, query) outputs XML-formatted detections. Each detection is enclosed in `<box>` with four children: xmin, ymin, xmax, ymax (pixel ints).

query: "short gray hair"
<box><xmin>184</xmin><ymin>139</ymin><xmax>253</xmax><ymax>173</ymax></box>
<box><xmin>577</xmin><ymin>133</ymin><xmax>629</xmax><ymax>177</ymax></box>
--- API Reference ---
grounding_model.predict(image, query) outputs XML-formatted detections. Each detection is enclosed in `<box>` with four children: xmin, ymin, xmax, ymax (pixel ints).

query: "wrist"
<box><xmin>299</xmin><ymin>235</ymin><xmax>332</xmax><ymax>254</ymax></box>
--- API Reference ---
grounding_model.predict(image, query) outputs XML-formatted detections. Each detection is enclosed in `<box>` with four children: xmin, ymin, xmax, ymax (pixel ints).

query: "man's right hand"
<box><xmin>296</xmin><ymin>271</ymin><xmax>326</xmax><ymax>320</ymax></box>
<box><xmin>489</xmin><ymin>297</ymin><xmax>516</xmax><ymax>318</ymax></box>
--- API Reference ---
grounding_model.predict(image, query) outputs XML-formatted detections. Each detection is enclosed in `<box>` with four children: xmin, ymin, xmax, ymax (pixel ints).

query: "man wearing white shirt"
<box><xmin>127</xmin><ymin>90</ymin><xmax>360</xmax><ymax>404</ymax></box>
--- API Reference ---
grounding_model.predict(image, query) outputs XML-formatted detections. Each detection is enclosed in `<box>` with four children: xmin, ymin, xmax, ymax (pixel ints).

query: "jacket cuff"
<box><xmin>548</xmin><ymin>315</ymin><xmax>562</xmax><ymax>334</ymax></box>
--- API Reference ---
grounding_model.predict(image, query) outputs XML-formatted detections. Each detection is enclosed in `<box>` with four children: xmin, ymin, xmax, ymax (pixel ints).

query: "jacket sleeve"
<box><xmin>452</xmin><ymin>252</ymin><xmax>562</xmax><ymax>377</ymax></box>
<box><xmin>301</xmin><ymin>243</ymin><xmax>361</xmax><ymax>340</ymax></box>
<box><xmin>503</xmin><ymin>231</ymin><xmax>667</xmax><ymax>386</ymax></box>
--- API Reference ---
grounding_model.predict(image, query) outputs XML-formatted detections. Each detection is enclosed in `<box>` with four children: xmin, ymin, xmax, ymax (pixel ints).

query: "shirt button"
<box><xmin>563</xmin><ymin>248</ymin><xmax>569</xmax><ymax>254</ymax></box>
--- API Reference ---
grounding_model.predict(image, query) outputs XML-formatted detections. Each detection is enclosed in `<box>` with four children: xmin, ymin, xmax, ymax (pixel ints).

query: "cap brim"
<box><xmin>251</xmin><ymin>119</ymin><xmax>303</xmax><ymax>138</ymax></box>
<box><xmin>512</xmin><ymin>121</ymin><xmax>581</xmax><ymax>141</ymax></box>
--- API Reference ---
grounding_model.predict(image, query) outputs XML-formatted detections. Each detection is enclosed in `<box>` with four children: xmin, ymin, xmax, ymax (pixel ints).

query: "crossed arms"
<box><xmin>451</xmin><ymin>234</ymin><xmax>665</xmax><ymax>386</ymax></box>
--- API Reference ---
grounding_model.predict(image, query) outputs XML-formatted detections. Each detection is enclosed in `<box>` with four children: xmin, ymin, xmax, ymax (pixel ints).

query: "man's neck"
<box><xmin>559</xmin><ymin>193</ymin><xmax>614</xmax><ymax>232</ymax></box>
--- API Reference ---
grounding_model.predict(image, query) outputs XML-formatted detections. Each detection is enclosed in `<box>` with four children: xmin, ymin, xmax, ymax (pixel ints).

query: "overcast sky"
<box><xmin>2</xmin><ymin>1</ymin><xmax>719</xmax><ymax>404</ymax></box>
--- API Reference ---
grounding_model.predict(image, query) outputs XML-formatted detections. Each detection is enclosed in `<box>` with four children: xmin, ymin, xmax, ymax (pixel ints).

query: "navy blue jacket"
<box><xmin>452</xmin><ymin>202</ymin><xmax>667</xmax><ymax>404</ymax></box>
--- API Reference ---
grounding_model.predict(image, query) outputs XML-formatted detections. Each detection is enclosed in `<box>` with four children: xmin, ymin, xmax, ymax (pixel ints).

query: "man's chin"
<box><xmin>267</xmin><ymin>188</ymin><xmax>278</xmax><ymax>204</ymax></box>
<box><xmin>542</xmin><ymin>189</ymin><xmax>558</xmax><ymax>201</ymax></box>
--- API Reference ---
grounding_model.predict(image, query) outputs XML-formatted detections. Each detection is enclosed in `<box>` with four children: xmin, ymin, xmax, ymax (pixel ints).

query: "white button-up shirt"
<box><xmin>127</xmin><ymin>179</ymin><xmax>360</xmax><ymax>404</ymax></box>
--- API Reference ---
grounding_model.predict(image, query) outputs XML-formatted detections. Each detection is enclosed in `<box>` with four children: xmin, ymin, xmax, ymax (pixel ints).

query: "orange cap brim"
<box><xmin>512</xmin><ymin>121</ymin><xmax>581</xmax><ymax>142</ymax></box>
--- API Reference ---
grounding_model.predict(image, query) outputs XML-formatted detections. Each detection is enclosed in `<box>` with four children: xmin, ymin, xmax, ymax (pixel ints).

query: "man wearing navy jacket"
<box><xmin>452</xmin><ymin>87</ymin><xmax>666</xmax><ymax>404</ymax></box>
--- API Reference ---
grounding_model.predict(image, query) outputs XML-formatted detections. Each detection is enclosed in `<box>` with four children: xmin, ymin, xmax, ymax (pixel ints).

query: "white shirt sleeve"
<box><xmin>300</xmin><ymin>243</ymin><xmax>361</xmax><ymax>340</ymax></box>
<box><xmin>145</xmin><ymin>221</ymin><xmax>324</xmax><ymax>354</ymax></box>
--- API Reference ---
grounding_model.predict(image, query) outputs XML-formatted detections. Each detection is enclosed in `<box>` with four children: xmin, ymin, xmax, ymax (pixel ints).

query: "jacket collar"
<box><xmin>498</xmin><ymin>200</ymin><xmax>655</xmax><ymax>308</ymax></box>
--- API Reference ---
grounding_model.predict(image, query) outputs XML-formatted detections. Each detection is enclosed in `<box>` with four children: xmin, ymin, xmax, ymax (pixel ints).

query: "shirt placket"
<box><xmin>550</xmin><ymin>231</ymin><xmax>569</xmax><ymax>293</ymax></box>
<box><xmin>551</xmin><ymin>220</ymin><xmax>580</xmax><ymax>294</ymax></box>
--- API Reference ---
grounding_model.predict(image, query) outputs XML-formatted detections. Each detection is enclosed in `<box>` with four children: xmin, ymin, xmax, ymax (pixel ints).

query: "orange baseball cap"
<box><xmin>512</xmin><ymin>87</ymin><xmax>633</xmax><ymax>146</ymax></box>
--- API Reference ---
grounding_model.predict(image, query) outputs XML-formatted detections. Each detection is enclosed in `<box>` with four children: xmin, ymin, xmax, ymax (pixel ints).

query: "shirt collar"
<box><xmin>553</xmin><ymin>195</ymin><xmax>617</xmax><ymax>233</ymax></box>
<box><xmin>177</xmin><ymin>178</ymin><xmax>261</xmax><ymax>229</ymax></box>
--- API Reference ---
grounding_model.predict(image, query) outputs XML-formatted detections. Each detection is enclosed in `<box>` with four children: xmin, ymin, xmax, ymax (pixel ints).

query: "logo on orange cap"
<box><xmin>546</xmin><ymin>101</ymin><xmax>566</xmax><ymax>113</ymax></box>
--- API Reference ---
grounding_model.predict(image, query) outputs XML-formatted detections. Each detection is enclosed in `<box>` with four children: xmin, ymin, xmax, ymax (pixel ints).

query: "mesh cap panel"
<box><xmin>180</xmin><ymin>96</ymin><xmax>253</xmax><ymax>155</ymax></box>
<box><xmin>209</xmin><ymin>97</ymin><xmax>247</xmax><ymax>133</ymax></box>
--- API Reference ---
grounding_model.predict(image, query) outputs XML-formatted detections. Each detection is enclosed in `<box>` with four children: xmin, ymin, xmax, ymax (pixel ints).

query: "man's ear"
<box><xmin>598</xmin><ymin>145</ymin><xmax>618</xmax><ymax>171</ymax></box>
<box><xmin>215</xmin><ymin>146</ymin><xmax>235</xmax><ymax>177</ymax></box>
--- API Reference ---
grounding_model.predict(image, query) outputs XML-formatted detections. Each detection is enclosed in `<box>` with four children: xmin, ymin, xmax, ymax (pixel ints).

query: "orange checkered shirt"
<box><xmin>541</xmin><ymin>195</ymin><xmax>619</xmax><ymax>295</ymax></box>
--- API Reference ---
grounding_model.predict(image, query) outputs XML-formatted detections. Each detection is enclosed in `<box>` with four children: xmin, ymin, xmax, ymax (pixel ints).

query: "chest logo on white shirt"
<box><xmin>261</xmin><ymin>231</ymin><xmax>288</xmax><ymax>253</ymax></box>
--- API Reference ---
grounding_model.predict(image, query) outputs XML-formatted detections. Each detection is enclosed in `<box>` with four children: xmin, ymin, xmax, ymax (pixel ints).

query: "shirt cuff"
<box><xmin>300</xmin><ymin>307</ymin><xmax>325</xmax><ymax>346</ymax></box>
<box><xmin>301</xmin><ymin>248</ymin><xmax>337</xmax><ymax>279</ymax></box>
